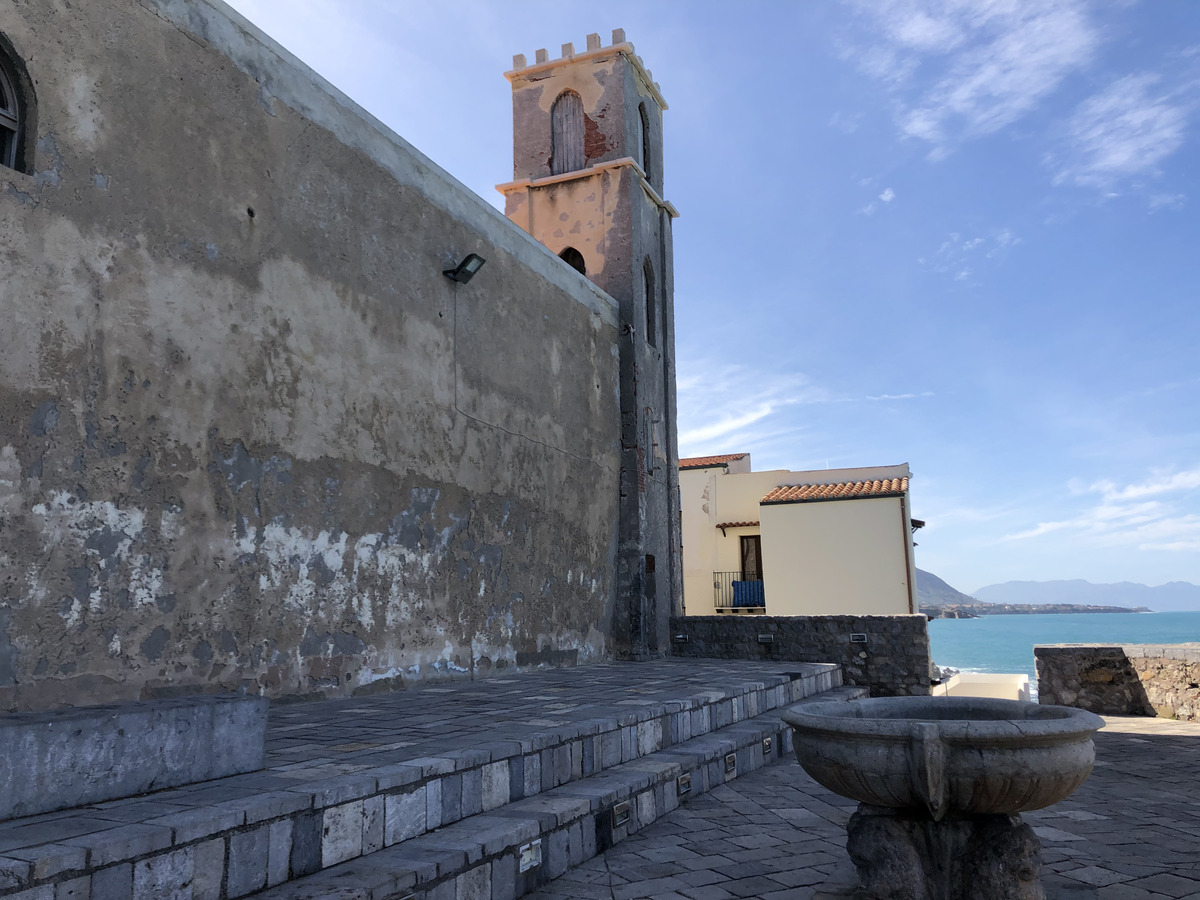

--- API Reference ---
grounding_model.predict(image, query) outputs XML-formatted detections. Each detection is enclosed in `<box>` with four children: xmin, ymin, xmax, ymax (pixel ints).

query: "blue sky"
<box><xmin>225</xmin><ymin>0</ymin><xmax>1200</xmax><ymax>594</ymax></box>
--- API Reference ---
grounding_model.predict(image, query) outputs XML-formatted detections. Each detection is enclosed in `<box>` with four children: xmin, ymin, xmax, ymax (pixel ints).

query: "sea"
<box><xmin>927</xmin><ymin>611</ymin><xmax>1200</xmax><ymax>695</ymax></box>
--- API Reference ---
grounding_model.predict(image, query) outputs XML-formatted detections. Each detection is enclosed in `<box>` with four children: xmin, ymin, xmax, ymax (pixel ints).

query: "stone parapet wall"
<box><xmin>0</xmin><ymin>696</ymin><xmax>267</xmax><ymax>821</ymax></box>
<box><xmin>669</xmin><ymin>615</ymin><xmax>931</xmax><ymax>697</ymax></box>
<box><xmin>1036</xmin><ymin>644</ymin><xmax>1200</xmax><ymax>720</ymax></box>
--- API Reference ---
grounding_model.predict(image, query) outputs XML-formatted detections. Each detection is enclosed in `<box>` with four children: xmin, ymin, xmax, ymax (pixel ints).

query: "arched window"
<box><xmin>643</xmin><ymin>257</ymin><xmax>657</xmax><ymax>348</ymax></box>
<box><xmin>559</xmin><ymin>246</ymin><xmax>586</xmax><ymax>275</ymax></box>
<box><xmin>638</xmin><ymin>103</ymin><xmax>652</xmax><ymax>183</ymax></box>
<box><xmin>0</xmin><ymin>45</ymin><xmax>23</xmax><ymax>171</ymax></box>
<box><xmin>550</xmin><ymin>90</ymin><xmax>585</xmax><ymax>175</ymax></box>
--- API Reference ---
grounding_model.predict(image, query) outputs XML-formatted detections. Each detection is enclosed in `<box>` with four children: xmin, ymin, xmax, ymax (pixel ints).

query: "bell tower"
<box><xmin>498</xmin><ymin>30</ymin><xmax>680</xmax><ymax>659</ymax></box>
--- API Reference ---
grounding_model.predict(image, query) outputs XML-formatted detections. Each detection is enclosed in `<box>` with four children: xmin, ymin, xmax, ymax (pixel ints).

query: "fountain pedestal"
<box><xmin>847</xmin><ymin>805</ymin><xmax>1043</xmax><ymax>900</ymax></box>
<box><xmin>782</xmin><ymin>697</ymin><xmax>1103</xmax><ymax>900</ymax></box>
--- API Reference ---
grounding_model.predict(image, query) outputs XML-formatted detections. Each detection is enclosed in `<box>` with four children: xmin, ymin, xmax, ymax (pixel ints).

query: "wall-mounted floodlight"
<box><xmin>443</xmin><ymin>253</ymin><xmax>486</xmax><ymax>284</ymax></box>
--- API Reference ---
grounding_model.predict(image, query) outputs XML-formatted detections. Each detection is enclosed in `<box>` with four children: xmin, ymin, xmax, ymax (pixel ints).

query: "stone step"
<box><xmin>0</xmin><ymin>661</ymin><xmax>845</xmax><ymax>899</ymax></box>
<box><xmin>0</xmin><ymin>696</ymin><xmax>268</xmax><ymax>822</ymax></box>
<box><xmin>246</xmin><ymin>687</ymin><xmax>868</xmax><ymax>900</ymax></box>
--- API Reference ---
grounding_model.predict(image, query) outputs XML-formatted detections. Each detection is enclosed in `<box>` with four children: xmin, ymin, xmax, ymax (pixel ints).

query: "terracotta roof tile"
<box><xmin>715</xmin><ymin>521</ymin><xmax>759</xmax><ymax>529</ymax></box>
<box><xmin>679</xmin><ymin>453</ymin><xmax>749</xmax><ymax>470</ymax></box>
<box><xmin>761</xmin><ymin>477</ymin><xmax>909</xmax><ymax>505</ymax></box>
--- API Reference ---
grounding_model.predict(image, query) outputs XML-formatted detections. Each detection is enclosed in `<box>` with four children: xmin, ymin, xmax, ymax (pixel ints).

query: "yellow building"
<box><xmin>679</xmin><ymin>454</ymin><xmax>920</xmax><ymax>616</ymax></box>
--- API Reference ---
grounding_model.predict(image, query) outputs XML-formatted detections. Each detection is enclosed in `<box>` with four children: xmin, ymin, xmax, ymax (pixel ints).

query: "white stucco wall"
<box><xmin>679</xmin><ymin>467</ymin><xmax>717</xmax><ymax>615</ymax></box>
<box><xmin>681</xmin><ymin>461</ymin><xmax>916</xmax><ymax>616</ymax></box>
<box><xmin>759</xmin><ymin>494</ymin><xmax>913</xmax><ymax>615</ymax></box>
<box><xmin>932</xmin><ymin>673</ymin><xmax>1031</xmax><ymax>702</ymax></box>
<box><xmin>680</xmin><ymin>465</ymin><xmax>784</xmax><ymax>614</ymax></box>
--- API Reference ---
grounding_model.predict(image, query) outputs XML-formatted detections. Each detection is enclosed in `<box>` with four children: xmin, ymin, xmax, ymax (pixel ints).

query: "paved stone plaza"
<box><xmin>525</xmin><ymin>716</ymin><xmax>1200</xmax><ymax>900</ymax></box>
<box><xmin>1</xmin><ymin>661</ymin><xmax>1194</xmax><ymax>899</ymax></box>
<box><xmin>264</xmin><ymin>660</ymin><xmax>832</xmax><ymax>767</ymax></box>
<box><xmin>0</xmin><ymin>660</ymin><xmax>839</xmax><ymax>898</ymax></box>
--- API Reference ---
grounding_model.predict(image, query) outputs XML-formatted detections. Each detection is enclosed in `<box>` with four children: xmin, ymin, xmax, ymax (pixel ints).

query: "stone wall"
<box><xmin>1036</xmin><ymin>644</ymin><xmax>1200</xmax><ymax>720</ymax></box>
<box><xmin>0</xmin><ymin>1</ymin><xmax>643</xmax><ymax>709</ymax></box>
<box><xmin>669</xmin><ymin>615</ymin><xmax>931</xmax><ymax>697</ymax></box>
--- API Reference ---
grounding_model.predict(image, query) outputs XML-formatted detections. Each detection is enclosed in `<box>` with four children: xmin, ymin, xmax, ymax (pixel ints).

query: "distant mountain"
<box><xmin>973</xmin><ymin>580</ymin><xmax>1200</xmax><ymax>612</ymax></box>
<box><xmin>916</xmin><ymin>570</ymin><xmax>1152</xmax><ymax>616</ymax></box>
<box><xmin>916</xmin><ymin>569</ymin><xmax>979</xmax><ymax>608</ymax></box>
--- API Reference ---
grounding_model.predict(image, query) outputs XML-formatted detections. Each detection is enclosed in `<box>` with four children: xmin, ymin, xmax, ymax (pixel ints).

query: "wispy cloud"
<box><xmin>1148</xmin><ymin>193</ymin><xmax>1186</xmax><ymax>212</ymax></box>
<box><xmin>843</xmin><ymin>0</ymin><xmax>1100</xmax><ymax>157</ymax></box>
<box><xmin>1052</xmin><ymin>73</ymin><xmax>1192</xmax><ymax>189</ymax></box>
<box><xmin>919</xmin><ymin>228</ymin><xmax>1021</xmax><ymax>283</ymax></box>
<box><xmin>859</xmin><ymin>186</ymin><xmax>896</xmax><ymax>215</ymax></box>
<box><xmin>1088</xmin><ymin>469</ymin><xmax>1200</xmax><ymax>502</ymax></box>
<box><xmin>830</xmin><ymin>111</ymin><xmax>863</xmax><ymax>133</ymax></box>
<box><xmin>680</xmin><ymin>405</ymin><xmax>786</xmax><ymax>448</ymax></box>
<box><xmin>865</xmin><ymin>391</ymin><xmax>933</xmax><ymax>401</ymax></box>
<box><xmin>1003</xmin><ymin>466</ymin><xmax>1200</xmax><ymax>551</ymax></box>
<box><xmin>1119</xmin><ymin>375</ymin><xmax>1200</xmax><ymax>400</ymax></box>
<box><xmin>676</xmin><ymin>362</ymin><xmax>930</xmax><ymax>455</ymax></box>
<box><xmin>676</xmin><ymin>363</ymin><xmax>825</xmax><ymax>454</ymax></box>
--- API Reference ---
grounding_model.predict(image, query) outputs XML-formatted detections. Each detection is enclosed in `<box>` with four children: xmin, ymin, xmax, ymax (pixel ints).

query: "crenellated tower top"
<box><xmin>505</xmin><ymin>29</ymin><xmax>667</xmax><ymax>111</ymax></box>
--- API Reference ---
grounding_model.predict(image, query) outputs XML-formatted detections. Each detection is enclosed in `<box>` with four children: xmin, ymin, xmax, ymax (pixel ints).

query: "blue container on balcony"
<box><xmin>731</xmin><ymin>580</ymin><xmax>765</xmax><ymax>607</ymax></box>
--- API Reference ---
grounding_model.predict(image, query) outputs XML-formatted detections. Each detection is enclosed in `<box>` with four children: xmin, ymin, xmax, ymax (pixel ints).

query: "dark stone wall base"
<box><xmin>669</xmin><ymin>615</ymin><xmax>931</xmax><ymax>697</ymax></box>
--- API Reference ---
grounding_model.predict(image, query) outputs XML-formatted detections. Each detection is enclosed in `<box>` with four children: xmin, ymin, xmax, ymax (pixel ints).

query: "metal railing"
<box><xmin>713</xmin><ymin>571</ymin><xmax>766</xmax><ymax>610</ymax></box>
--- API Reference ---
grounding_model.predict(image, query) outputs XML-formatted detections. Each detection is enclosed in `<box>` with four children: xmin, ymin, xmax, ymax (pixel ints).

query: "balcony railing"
<box><xmin>713</xmin><ymin>571</ymin><xmax>766</xmax><ymax>611</ymax></box>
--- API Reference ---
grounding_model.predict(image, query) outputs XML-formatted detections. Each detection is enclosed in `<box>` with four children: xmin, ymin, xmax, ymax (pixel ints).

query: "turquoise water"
<box><xmin>927</xmin><ymin>611</ymin><xmax>1200</xmax><ymax>684</ymax></box>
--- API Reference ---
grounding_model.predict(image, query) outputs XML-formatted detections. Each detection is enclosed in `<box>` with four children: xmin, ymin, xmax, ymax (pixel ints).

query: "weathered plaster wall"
<box><xmin>1036</xmin><ymin>644</ymin><xmax>1200</xmax><ymax>720</ymax></box>
<box><xmin>0</xmin><ymin>0</ymin><xmax>625</xmax><ymax>709</ymax></box>
<box><xmin>501</xmin><ymin>165</ymin><xmax>633</xmax><ymax>291</ymax></box>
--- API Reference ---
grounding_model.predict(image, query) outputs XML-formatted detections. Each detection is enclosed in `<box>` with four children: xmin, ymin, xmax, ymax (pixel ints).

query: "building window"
<box><xmin>643</xmin><ymin>257</ymin><xmax>657</xmax><ymax>347</ymax></box>
<box><xmin>550</xmin><ymin>90</ymin><xmax>585</xmax><ymax>175</ymax></box>
<box><xmin>638</xmin><ymin>103</ymin><xmax>652</xmax><ymax>183</ymax></box>
<box><xmin>0</xmin><ymin>44</ymin><xmax>24</xmax><ymax>171</ymax></box>
<box><xmin>559</xmin><ymin>246</ymin><xmax>586</xmax><ymax>274</ymax></box>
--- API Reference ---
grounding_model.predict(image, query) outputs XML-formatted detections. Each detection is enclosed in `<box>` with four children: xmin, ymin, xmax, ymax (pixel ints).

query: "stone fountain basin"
<box><xmin>782</xmin><ymin>697</ymin><xmax>1104</xmax><ymax>819</ymax></box>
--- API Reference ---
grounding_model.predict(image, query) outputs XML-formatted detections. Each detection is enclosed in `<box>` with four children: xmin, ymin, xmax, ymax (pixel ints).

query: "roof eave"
<box><xmin>760</xmin><ymin>491</ymin><xmax>907</xmax><ymax>506</ymax></box>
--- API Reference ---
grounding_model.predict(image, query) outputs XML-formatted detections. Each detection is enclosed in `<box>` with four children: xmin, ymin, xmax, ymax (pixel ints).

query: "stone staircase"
<box><xmin>0</xmin><ymin>660</ymin><xmax>863</xmax><ymax>900</ymax></box>
<box><xmin>250</xmin><ymin>684</ymin><xmax>866</xmax><ymax>900</ymax></box>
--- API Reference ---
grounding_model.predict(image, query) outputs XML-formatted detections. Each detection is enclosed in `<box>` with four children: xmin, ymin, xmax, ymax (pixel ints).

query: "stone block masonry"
<box><xmin>1036</xmin><ymin>643</ymin><xmax>1200</xmax><ymax>720</ymax></box>
<box><xmin>669</xmin><ymin>615</ymin><xmax>931</xmax><ymax>696</ymax></box>
<box><xmin>0</xmin><ymin>662</ymin><xmax>837</xmax><ymax>898</ymax></box>
<box><xmin>0</xmin><ymin>695</ymin><xmax>267</xmax><ymax>821</ymax></box>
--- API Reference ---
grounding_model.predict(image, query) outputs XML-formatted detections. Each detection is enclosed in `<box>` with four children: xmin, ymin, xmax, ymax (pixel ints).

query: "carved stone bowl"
<box><xmin>781</xmin><ymin>697</ymin><xmax>1104</xmax><ymax>821</ymax></box>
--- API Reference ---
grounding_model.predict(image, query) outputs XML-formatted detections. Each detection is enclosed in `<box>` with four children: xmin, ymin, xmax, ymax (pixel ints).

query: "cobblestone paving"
<box><xmin>525</xmin><ymin>716</ymin><xmax>1200</xmax><ymax>900</ymax></box>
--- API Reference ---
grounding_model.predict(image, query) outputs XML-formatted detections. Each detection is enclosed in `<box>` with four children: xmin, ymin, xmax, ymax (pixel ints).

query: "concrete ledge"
<box><xmin>0</xmin><ymin>695</ymin><xmax>268</xmax><ymax>821</ymax></box>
